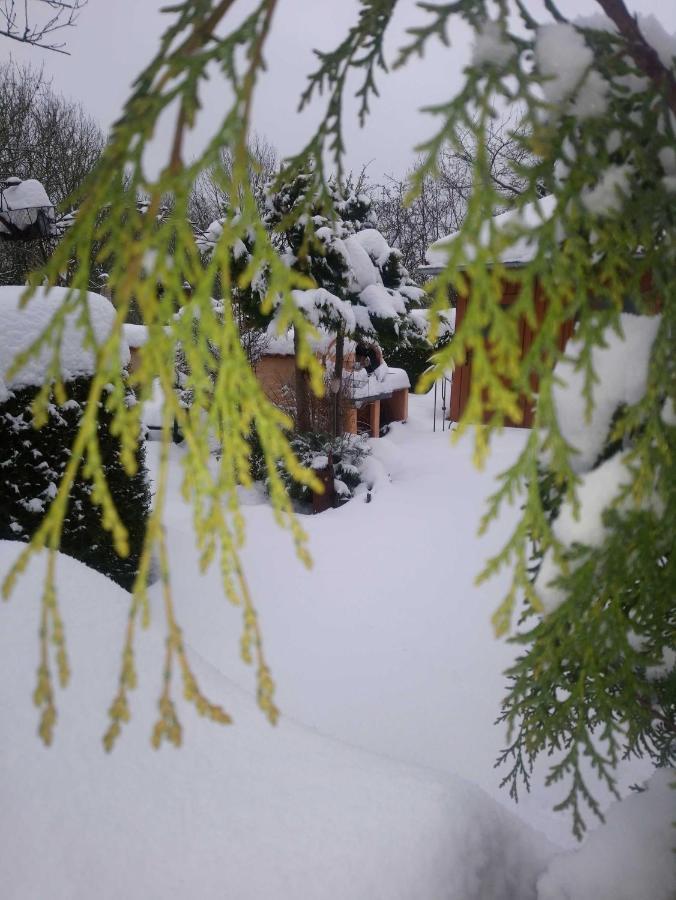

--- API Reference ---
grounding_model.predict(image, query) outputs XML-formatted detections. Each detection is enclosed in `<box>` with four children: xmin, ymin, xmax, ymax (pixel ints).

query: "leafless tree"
<box><xmin>0</xmin><ymin>0</ymin><xmax>86</xmax><ymax>54</ymax></box>
<box><xmin>189</xmin><ymin>134</ymin><xmax>278</xmax><ymax>230</ymax></box>
<box><xmin>370</xmin><ymin>115</ymin><xmax>541</xmax><ymax>278</ymax></box>
<box><xmin>0</xmin><ymin>60</ymin><xmax>104</xmax><ymax>284</ymax></box>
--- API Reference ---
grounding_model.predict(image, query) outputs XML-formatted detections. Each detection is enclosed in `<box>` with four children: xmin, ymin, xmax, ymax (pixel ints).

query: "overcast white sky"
<box><xmin>5</xmin><ymin>0</ymin><xmax>676</xmax><ymax>181</ymax></box>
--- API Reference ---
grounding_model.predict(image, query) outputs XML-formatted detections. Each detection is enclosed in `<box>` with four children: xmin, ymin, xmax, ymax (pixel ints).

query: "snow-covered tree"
<box><xmin>263</xmin><ymin>171</ymin><xmax>424</xmax><ymax>433</ymax></box>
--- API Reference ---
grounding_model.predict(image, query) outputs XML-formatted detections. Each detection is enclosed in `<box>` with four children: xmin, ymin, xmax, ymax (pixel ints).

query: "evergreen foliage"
<box><xmin>0</xmin><ymin>377</ymin><xmax>150</xmax><ymax>590</ymax></box>
<box><xmin>250</xmin><ymin>429</ymin><xmax>370</xmax><ymax>508</ymax></box>
<box><xmin>2</xmin><ymin>0</ymin><xmax>673</xmax><ymax>834</ymax></box>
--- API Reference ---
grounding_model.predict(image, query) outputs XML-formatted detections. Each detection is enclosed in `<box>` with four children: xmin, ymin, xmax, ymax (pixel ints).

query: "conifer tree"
<box><xmin>264</xmin><ymin>171</ymin><xmax>424</xmax><ymax>434</ymax></box>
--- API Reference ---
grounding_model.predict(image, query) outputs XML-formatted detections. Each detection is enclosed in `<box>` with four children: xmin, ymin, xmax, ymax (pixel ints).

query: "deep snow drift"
<box><xmin>0</xmin><ymin>541</ymin><xmax>555</xmax><ymax>900</ymax></box>
<box><xmin>1</xmin><ymin>392</ymin><xmax>672</xmax><ymax>899</ymax></box>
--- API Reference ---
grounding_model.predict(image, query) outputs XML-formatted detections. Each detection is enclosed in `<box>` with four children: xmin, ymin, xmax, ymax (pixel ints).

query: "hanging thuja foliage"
<box><xmin>1</xmin><ymin>0</ymin><xmax>674</xmax><ymax>836</ymax></box>
<box><xmin>2</xmin><ymin>0</ymin><xmax>327</xmax><ymax>749</ymax></box>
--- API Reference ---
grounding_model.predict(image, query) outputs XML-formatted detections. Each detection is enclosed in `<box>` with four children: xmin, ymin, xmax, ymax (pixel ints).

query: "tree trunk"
<box><xmin>293</xmin><ymin>328</ymin><xmax>312</xmax><ymax>433</ymax></box>
<box><xmin>331</xmin><ymin>324</ymin><xmax>345</xmax><ymax>437</ymax></box>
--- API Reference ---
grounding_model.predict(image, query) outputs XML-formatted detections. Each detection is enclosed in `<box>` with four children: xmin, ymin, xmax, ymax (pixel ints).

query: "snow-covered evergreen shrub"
<box><xmin>0</xmin><ymin>377</ymin><xmax>150</xmax><ymax>590</ymax></box>
<box><xmin>496</xmin><ymin>314</ymin><xmax>675</xmax><ymax>838</ymax></box>
<box><xmin>249</xmin><ymin>429</ymin><xmax>370</xmax><ymax>509</ymax></box>
<box><xmin>387</xmin><ymin>326</ymin><xmax>454</xmax><ymax>392</ymax></box>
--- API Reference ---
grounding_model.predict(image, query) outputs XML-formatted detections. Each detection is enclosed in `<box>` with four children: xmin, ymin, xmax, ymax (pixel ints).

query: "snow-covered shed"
<box><xmin>255</xmin><ymin>327</ymin><xmax>409</xmax><ymax>438</ymax></box>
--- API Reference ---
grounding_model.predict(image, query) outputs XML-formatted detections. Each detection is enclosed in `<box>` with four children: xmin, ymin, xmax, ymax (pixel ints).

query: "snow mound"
<box><xmin>551</xmin><ymin>313</ymin><xmax>660</xmax><ymax>473</ymax></box>
<box><xmin>123</xmin><ymin>323</ymin><xmax>149</xmax><ymax>348</ymax></box>
<box><xmin>536</xmin><ymin>769</ymin><xmax>676</xmax><ymax>900</ymax></box>
<box><xmin>0</xmin><ymin>286</ymin><xmax>130</xmax><ymax>402</ymax></box>
<box><xmin>0</xmin><ymin>540</ymin><xmax>555</xmax><ymax>899</ymax></box>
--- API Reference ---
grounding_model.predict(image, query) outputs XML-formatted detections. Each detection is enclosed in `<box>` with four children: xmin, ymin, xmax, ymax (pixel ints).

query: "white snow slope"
<box><xmin>0</xmin><ymin>540</ymin><xmax>554</xmax><ymax>900</ymax></box>
<box><xmin>1</xmin><ymin>393</ymin><xmax>671</xmax><ymax>899</ymax></box>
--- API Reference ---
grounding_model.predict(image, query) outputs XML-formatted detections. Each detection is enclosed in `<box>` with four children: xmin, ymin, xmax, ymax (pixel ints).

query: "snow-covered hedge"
<box><xmin>0</xmin><ymin>286</ymin><xmax>149</xmax><ymax>588</ymax></box>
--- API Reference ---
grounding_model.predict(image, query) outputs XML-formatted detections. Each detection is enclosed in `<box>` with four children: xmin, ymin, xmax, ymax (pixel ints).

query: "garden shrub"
<box><xmin>0</xmin><ymin>376</ymin><xmax>150</xmax><ymax>589</ymax></box>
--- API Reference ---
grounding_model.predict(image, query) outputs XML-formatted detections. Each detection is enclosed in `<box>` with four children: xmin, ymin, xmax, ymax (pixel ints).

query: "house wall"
<box><xmin>255</xmin><ymin>355</ymin><xmax>297</xmax><ymax>408</ymax></box>
<box><xmin>448</xmin><ymin>271</ymin><xmax>657</xmax><ymax>428</ymax></box>
<box><xmin>449</xmin><ymin>277</ymin><xmax>575</xmax><ymax>428</ymax></box>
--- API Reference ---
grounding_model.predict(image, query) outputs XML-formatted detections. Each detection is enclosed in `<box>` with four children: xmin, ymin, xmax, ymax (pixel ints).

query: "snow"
<box><xmin>342</xmin><ymin>234</ymin><xmax>381</xmax><ymax>293</ymax></box>
<box><xmin>571</xmin><ymin>69</ymin><xmax>608</xmax><ymax>120</ymax></box>
<box><xmin>409</xmin><ymin>307</ymin><xmax>456</xmax><ymax>341</ymax></box>
<box><xmin>291</xmin><ymin>287</ymin><xmax>357</xmax><ymax>331</ymax></box>
<box><xmin>472</xmin><ymin>20</ymin><xmax>513</xmax><ymax>68</ymax></box>
<box><xmin>536</xmin><ymin>24</ymin><xmax>593</xmax><ymax>107</ymax></box>
<box><xmin>638</xmin><ymin>15</ymin><xmax>676</xmax><ymax>69</ymax></box>
<box><xmin>0</xmin><ymin>538</ymin><xmax>555</xmax><ymax>900</ymax></box>
<box><xmin>140</xmin><ymin>377</ymin><xmax>165</xmax><ymax>431</ymax></box>
<box><xmin>352</xmin><ymin>228</ymin><xmax>392</xmax><ymax>268</ymax></box>
<box><xmin>535</xmin><ymin>452</ymin><xmax>634</xmax><ymax>614</ymax></box>
<box><xmin>123</xmin><ymin>323</ymin><xmax>149</xmax><ymax>348</ymax></box>
<box><xmin>350</xmin><ymin>365</ymin><xmax>410</xmax><ymax>400</ymax></box>
<box><xmin>550</xmin><ymin>313</ymin><xmax>661</xmax><ymax>473</ymax></box>
<box><xmin>536</xmin><ymin>313</ymin><xmax>662</xmax><ymax>614</ymax></box>
<box><xmin>264</xmin><ymin>324</ymin><xmax>356</xmax><ymax>358</ymax></box>
<box><xmin>140</xmin><ymin>396</ymin><xmax>653</xmax><ymax>851</ymax></box>
<box><xmin>1</xmin><ymin>390</ymin><xmax>663</xmax><ymax>896</ymax></box>
<box><xmin>536</xmin><ymin>770</ymin><xmax>676</xmax><ymax>900</ymax></box>
<box><xmin>0</xmin><ymin>286</ymin><xmax>130</xmax><ymax>402</ymax></box>
<box><xmin>359</xmin><ymin>283</ymin><xmax>405</xmax><ymax>318</ymax></box>
<box><xmin>427</xmin><ymin>194</ymin><xmax>557</xmax><ymax>269</ymax></box>
<box><xmin>0</xmin><ymin>178</ymin><xmax>54</xmax><ymax>235</ymax></box>
<box><xmin>581</xmin><ymin>164</ymin><xmax>632</xmax><ymax>217</ymax></box>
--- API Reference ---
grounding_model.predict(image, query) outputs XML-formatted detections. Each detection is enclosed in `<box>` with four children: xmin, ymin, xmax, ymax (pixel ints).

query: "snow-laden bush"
<box><xmin>0</xmin><ymin>377</ymin><xmax>150</xmax><ymax>590</ymax></box>
<box><xmin>497</xmin><ymin>314</ymin><xmax>674</xmax><ymax>839</ymax></box>
<box><xmin>250</xmin><ymin>429</ymin><xmax>370</xmax><ymax>509</ymax></box>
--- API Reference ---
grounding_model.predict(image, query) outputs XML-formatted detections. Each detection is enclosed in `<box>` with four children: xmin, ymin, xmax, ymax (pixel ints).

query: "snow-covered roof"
<box><xmin>0</xmin><ymin>286</ymin><xmax>130</xmax><ymax>402</ymax></box>
<box><xmin>350</xmin><ymin>365</ymin><xmax>410</xmax><ymax>401</ymax></box>
<box><xmin>0</xmin><ymin>178</ymin><xmax>55</xmax><ymax>237</ymax></box>
<box><xmin>426</xmin><ymin>194</ymin><xmax>558</xmax><ymax>270</ymax></box>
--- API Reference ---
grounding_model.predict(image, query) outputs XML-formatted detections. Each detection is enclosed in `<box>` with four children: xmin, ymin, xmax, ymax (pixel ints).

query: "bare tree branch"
<box><xmin>0</xmin><ymin>0</ymin><xmax>87</xmax><ymax>54</ymax></box>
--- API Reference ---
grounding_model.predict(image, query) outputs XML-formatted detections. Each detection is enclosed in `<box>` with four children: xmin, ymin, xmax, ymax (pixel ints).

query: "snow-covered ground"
<box><xmin>1</xmin><ymin>391</ymin><xmax>673</xmax><ymax>899</ymax></box>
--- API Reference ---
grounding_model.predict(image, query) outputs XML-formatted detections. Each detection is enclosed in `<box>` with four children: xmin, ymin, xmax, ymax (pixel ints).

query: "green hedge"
<box><xmin>0</xmin><ymin>377</ymin><xmax>150</xmax><ymax>590</ymax></box>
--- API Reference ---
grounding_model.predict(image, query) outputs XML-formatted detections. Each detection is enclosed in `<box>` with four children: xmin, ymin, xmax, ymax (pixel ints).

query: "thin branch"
<box><xmin>594</xmin><ymin>0</ymin><xmax>676</xmax><ymax>115</ymax></box>
<box><xmin>0</xmin><ymin>0</ymin><xmax>87</xmax><ymax>53</ymax></box>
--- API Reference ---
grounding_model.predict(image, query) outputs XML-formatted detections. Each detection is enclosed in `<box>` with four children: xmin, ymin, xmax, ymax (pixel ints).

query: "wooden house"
<box><xmin>426</xmin><ymin>197</ymin><xmax>576</xmax><ymax>428</ymax></box>
<box><xmin>255</xmin><ymin>330</ymin><xmax>409</xmax><ymax>438</ymax></box>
